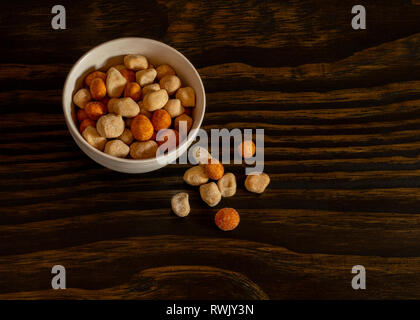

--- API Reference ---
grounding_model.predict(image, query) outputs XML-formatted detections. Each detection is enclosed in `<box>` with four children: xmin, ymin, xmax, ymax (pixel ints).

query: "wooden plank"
<box><xmin>0</xmin><ymin>0</ymin><xmax>419</xmax><ymax>299</ymax></box>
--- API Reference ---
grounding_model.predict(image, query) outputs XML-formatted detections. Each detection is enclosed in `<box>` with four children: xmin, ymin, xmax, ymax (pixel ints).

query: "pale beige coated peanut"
<box><xmin>104</xmin><ymin>140</ymin><xmax>130</xmax><ymax>158</ymax></box>
<box><xmin>130</xmin><ymin>141</ymin><xmax>159</xmax><ymax>159</ymax></box>
<box><xmin>217</xmin><ymin>173</ymin><xmax>237</xmax><ymax>197</ymax></box>
<box><xmin>106</xmin><ymin>67</ymin><xmax>127</xmax><ymax>98</ymax></box>
<box><xmin>96</xmin><ymin>114</ymin><xmax>125</xmax><ymax>138</ymax></box>
<box><xmin>176</xmin><ymin>87</ymin><xmax>195</xmax><ymax>107</ymax></box>
<box><xmin>82</xmin><ymin>126</ymin><xmax>107</xmax><ymax>151</ymax></box>
<box><xmin>110</xmin><ymin>97</ymin><xmax>139</xmax><ymax>118</ymax></box>
<box><xmin>244</xmin><ymin>173</ymin><xmax>270</xmax><ymax>194</ymax></box>
<box><xmin>143</xmin><ymin>89</ymin><xmax>169</xmax><ymax>112</ymax></box>
<box><xmin>163</xmin><ymin>99</ymin><xmax>184</xmax><ymax>118</ymax></box>
<box><xmin>160</xmin><ymin>75</ymin><xmax>181</xmax><ymax>95</ymax></box>
<box><xmin>73</xmin><ymin>88</ymin><xmax>91</xmax><ymax>108</ymax></box>
<box><xmin>124</xmin><ymin>54</ymin><xmax>148</xmax><ymax>71</ymax></box>
<box><xmin>199</xmin><ymin>182</ymin><xmax>222</xmax><ymax>207</ymax></box>
<box><xmin>183</xmin><ymin>166</ymin><xmax>209</xmax><ymax>186</ymax></box>
<box><xmin>136</xmin><ymin>68</ymin><xmax>157</xmax><ymax>87</ymax></box>
<box><xmin>171</xmin><ymin>192</ymin><xmax>190</xmax><ymax>217</ymax></box>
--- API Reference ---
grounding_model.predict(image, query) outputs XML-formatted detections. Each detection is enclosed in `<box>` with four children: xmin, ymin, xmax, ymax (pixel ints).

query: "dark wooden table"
<box><xmin>1</xmin><ymin>0</ymin><xmax>420</xmax><ymax>299</ymax></box>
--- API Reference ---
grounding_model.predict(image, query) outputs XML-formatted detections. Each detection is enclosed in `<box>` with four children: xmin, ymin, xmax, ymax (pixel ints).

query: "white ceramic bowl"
<box><xmin>63</xmin><ymin>38</ymin><xmax>206</xmax><ymax>173</ymax></box>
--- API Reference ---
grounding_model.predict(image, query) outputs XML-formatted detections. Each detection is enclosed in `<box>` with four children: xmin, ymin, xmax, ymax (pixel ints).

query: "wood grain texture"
<box><xmin>0</xmin><ymin>0</ymin><xmax>420</xmax><ymax>299</ymax></box>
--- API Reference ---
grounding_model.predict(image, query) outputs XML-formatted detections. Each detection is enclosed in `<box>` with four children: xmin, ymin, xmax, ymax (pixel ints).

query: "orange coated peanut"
<box><xmin>124</xmin><ymin>82</ymin><xmax>142</xmax><ymax>101</ymax></box>
<box><xmin>119</xmin><ymin>68</ymin><xmax>136</xmax><ymax>83</ymax></box>
<box><xmin>131</xmin><ymin>114</ymin><xmax>154</xmax><ymax>141</ymax></box>
<box><xmin>238</xmin><ymin>140</ymin><xmax>256</xmax><ymax>159</ymax></box>
<box><xmin>84</xmin><ymin>71</ymin><xmax>107</xmax><ymax>87</ymax></box>
<box><xmin>85</xmin><ymin>101</ymin><xmax>107</xmax><ymax>120</ymax></box>
<box><xmin>79</xmin><ymin>118</ymin><xmax>96</xmax><ymax>133</ymax></box>
<box><xmin>215</xmin><ymin>208</ymin><xmax>240</xmax><ymax>231</ymax></box>
<box><xmin>205</xmin><ymin>160</ymin><xmax>224</xmax><ymax>180</ymax></box>
<box><xmin>77</xmin><ymin>109</ymin><xmax>89</xmax><ymax>123</ymax></box>
<box><xmin>90</xmin><ymin>78</ymin><xmax>107</xmax><ymax>100</ymax></box>
<box><xmin>151</xmin><ymin>109</ymin><xmax>171</xmax><ymax>132</ymax></box>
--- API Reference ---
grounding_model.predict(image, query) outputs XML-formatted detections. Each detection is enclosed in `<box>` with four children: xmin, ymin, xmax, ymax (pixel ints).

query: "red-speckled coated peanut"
<box><xmin>215</xmin><ymin>208</ymin><xmax>240</xmax><ymax>231</ymax></box>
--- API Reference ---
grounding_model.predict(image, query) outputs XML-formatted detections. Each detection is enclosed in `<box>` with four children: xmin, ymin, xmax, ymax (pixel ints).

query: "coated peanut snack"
<box><xmin>130</xmin><ymin>141</ymin><xmax>159</xmax><ymax>159</ymax></box>
<box><xmin>183</xmin><ymin>165</ymin><xmax>209</xmax><ymax>186</ymax></box>
<box><xmin>205</xmin><ymin>159</ymin><xmax>224</xmax><ymax>180</ymax></box>
<box><xmin>215</xmin><ymin>208</ymin><xmax>240</xmax><ymax>231</ymax></box>
<box><xmin>171</xmin><ymin>192</ymin><xmax>190</xmax><ymax>217</ymax></box>
<box><xmin>82</xmin><ymin>126</ymin><xmax>106</xmax><ymax>151</ymax></box>
<box><xmin>245</xmin><ymin>172</ymin><xmax>271</xmax><ymax>194</ymax></box>
<box><xmin>217</xmin><ymin>173</ymin><xmax>237</xmax><ymax>197</ymax></box>
<box><xmin>104</xmin><ymin>139</ymin><xmax>130</xmax><ymax>158</ymax></box>
<box><xmin>199</xmin><ymin>182</ymin><xmax>222</xmax><ymax>207</ymax></box>
<box><xmin>175</xmin><ymin>153</ymin><xmax>269</xmax><ymax>231</ymax></box>
<box><xmin>238</xmin><ymin>140</ymin><xmax>256</xmax><ymax>159</ymax></box>
<box><xmin>73</xmin><ymin>54</ymin><xmax>196</xmax><ymax>159</ymax></box>
<box><xmin>156</xmin><ymin>129</ymin><xmax>180</xmax><ymax>152</ymax></box>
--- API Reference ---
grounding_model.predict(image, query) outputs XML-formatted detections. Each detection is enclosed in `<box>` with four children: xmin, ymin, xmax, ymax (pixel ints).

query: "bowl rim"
<box><xmin>62</xmin><ymin>37</ymin><xmax>206</xmax><ymax>164</ymax></box>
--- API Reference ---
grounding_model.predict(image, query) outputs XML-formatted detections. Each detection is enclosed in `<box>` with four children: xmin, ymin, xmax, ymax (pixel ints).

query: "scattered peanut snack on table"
<box><xmin>215</xmin><ymin>208</ymin><xmax>240</xmax><ymax>231</ymax></box>
<box><xmin>238</xmin><ymin>140</ymin><xmax>256</xmax><ymax>159</ymax></box>
<box><xmin>217</xmin><ymin>173</ymin><xmax>237</xmax><ymax>197</ymax></box>
<box><xmin>183</xmin><ymin>166</ymin><xmax>209</xmax><ymax>186</ymax></box>
<box><xmin>171</xmin><ymin>192</ymin><xmax>190</xmax><ymax>217</ymax></box>
<box><xmin>205</xmin><ymin>159</ymin><xmax>224</xmax><ymax>180</ymax></box>
<box><xmin>170</xmin><ymin>143</ymin><xmax>270</xmax><ymax>232</ymax></box>
<box><xmin>73</xmin><ymin>54</ymin><xmax>196</xmax><ymax>159</ymax></box>
<box><xmin>245</xmin><ymin>172</ymin><xmax>271</xmax><ymax>194</ymax></box>
<box><xmin>200</xmin><ymin>182</ymin><xmax>222</xmax><ymax>207</ymax></box>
